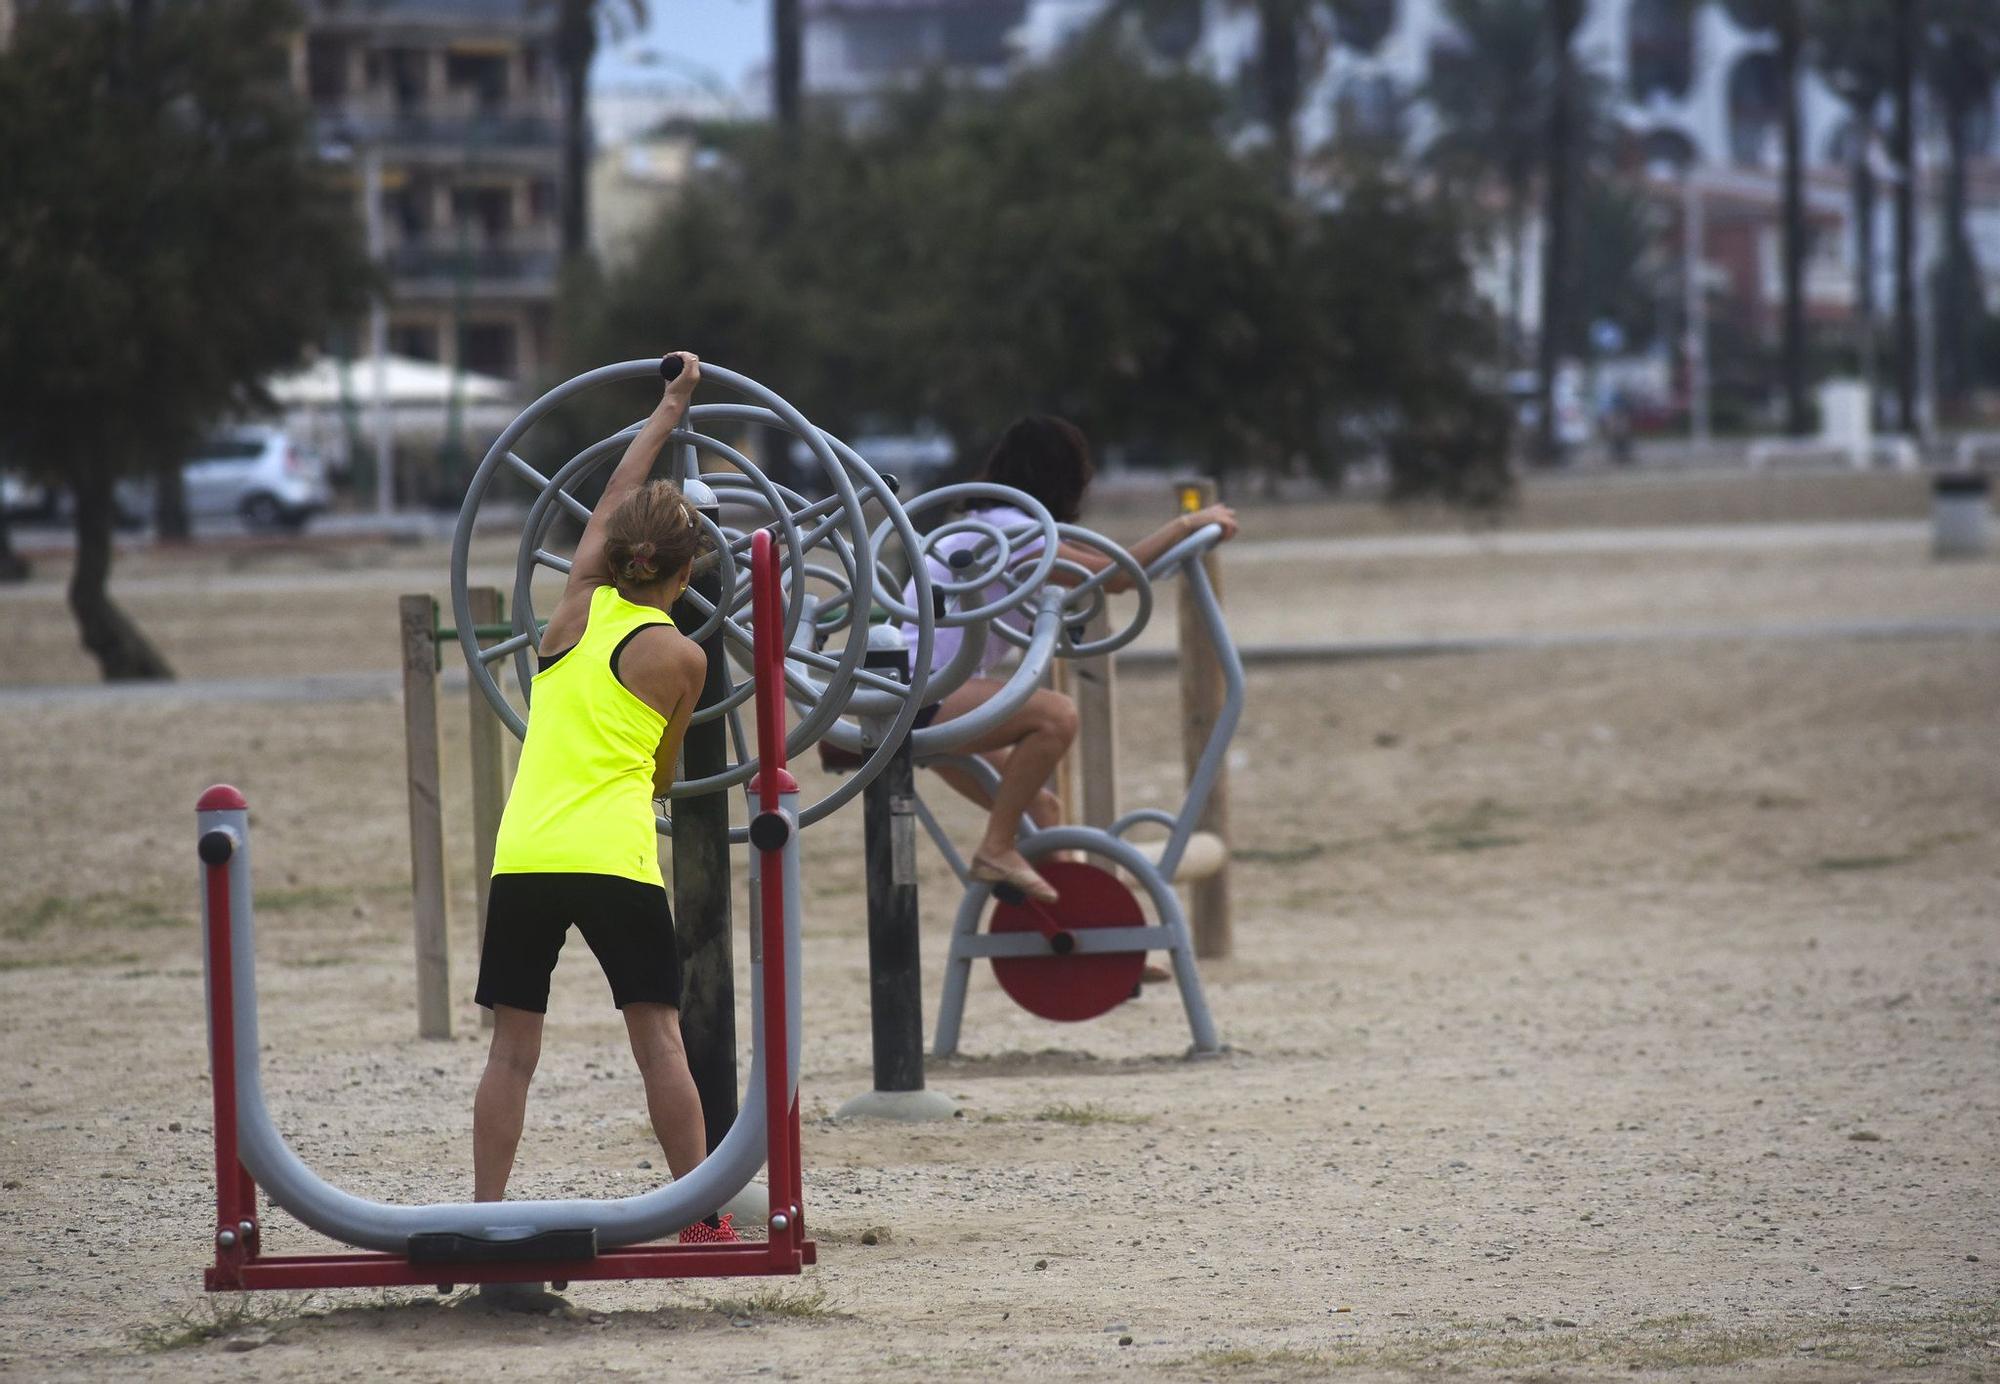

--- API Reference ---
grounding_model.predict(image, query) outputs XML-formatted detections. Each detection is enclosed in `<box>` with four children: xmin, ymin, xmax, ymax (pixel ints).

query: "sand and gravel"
<box><xmin>1</xmin><ymin>486</ymin><xmax>1996</xmax><ymax>1381</ymax></box>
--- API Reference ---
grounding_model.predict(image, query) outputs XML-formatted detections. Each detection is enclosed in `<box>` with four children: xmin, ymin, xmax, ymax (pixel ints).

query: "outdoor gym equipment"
<box><xmin>441</xmin><ymin>359</ymin><xmax>1230</xmax><ymax>1065</ymax></box>
<box><xmin>909</xmin><ymin>514</ymin><xmax>1240</xmax><ymax>1058</ymax></box>
<box><xmin>198</xmin><ymin>530</ymin><xmax>809</xmax><ymax>1291</ymax></box>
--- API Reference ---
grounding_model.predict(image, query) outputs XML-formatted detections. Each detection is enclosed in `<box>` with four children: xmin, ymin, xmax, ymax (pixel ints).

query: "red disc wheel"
<box><xmin>988</xmin><ymin>860</ymin><xmax>1147</xmax><ymax>1022</ymax></box>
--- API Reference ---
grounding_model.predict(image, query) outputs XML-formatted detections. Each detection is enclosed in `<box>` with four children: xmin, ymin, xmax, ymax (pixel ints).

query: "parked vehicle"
<box><xmin>0</xmin><ymin>473</ymin><xmax>145</xmax><ymax>528</ymax></box>
<box><xmin>1505</xmin><ymin>369</ymin><xmax>1592</xmax><ymax>454</ymax></box>
<box><xmin>792</xmin><ymin>430</ymin><xmax>956</xmax><ymax>496</ymax></box>
<box><xmin>183</xmin><ymin>426</ymin><xmax>329</xmax><ymax>530</ymax></box>
<box><xmin>2</xmin><ymin>426</ymin><xmax>326</xmax><ymax>532</ymax></box>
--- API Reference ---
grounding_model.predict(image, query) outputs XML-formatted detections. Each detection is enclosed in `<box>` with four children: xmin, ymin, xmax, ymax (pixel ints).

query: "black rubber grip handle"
<box><xmin>659</xmin><ymin>354</ymin><xmax>686</xmax><ymax>382</ymax></box>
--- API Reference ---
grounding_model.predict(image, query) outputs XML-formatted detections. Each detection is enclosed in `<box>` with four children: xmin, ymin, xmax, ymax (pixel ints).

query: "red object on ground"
<box><xmin>989</xmin><ymin>861</ymin><xmax>1146</xmax><ymax>1022</ymax></box>
<box><xmin>678</xmin><ymin>1213</ymin><xmax>740</xmax><ymax>1245</ymax></box>
<box><xmin>199</xmin><ymin>530</ymin><xmax>811</xmax><ymax>1292</ymax></box>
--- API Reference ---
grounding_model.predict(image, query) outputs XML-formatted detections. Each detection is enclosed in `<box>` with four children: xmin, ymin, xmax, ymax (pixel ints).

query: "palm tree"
<box><xmin>1813</xmin><ymin>0</ymin><xmax>1896</xmax><ymax>416</ymax></box>
<box><xmin>1925</xmin><ymin>0</ymin><xmax>2000</xmax><ymax>417</ymax></box>
<box><xmin>1536</xmin><ymin>0</ymin><xmax>1585</xmax><ymax>461</ymax></box>
<box><xmin>1247</xmin><ymin>0</ymin><xmax>1399</xmax><ymax>191</ymax></box>
<box><xmin>774</xmin><ymin>0</ymin><xmax>803</xmax><ymax>136</ymax></box>
<box><xmin>1425</xmin><ymin>0</ymin><xmax>1549</xmax><ymax>367</ymax></box>
<box><xmin>549</xmin><ymin>0</ymin><xmax>647</xmax><ymax>259</ymax></box>
<box><xmin>1722</xmin><ymin>0</ymin><xmax>1809</xmax><ymax>435</ymax></box>
<box><xmin>1891</xmin><ymin>0</ymin><xmax>1919</xmax><ymax>433</ymax></box>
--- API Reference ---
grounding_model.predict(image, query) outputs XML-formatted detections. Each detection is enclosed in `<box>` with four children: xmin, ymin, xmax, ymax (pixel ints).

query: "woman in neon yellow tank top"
<box><xmin>471</xmin><ymin>353</ymin><xmax>737</xmax><ymax>1243</ymax></box>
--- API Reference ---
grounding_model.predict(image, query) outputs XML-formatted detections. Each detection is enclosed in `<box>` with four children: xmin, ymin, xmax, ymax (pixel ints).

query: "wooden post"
<box><xmin>1172</xmin><ymin>479</ymin><xmax>1231</xmax><ymax>958</ymax></box>
<box><xmin>1074</xmin><ymin>607</ymin><xmax>1118</xmax><ymax>831</ymax></box>
<box><xmin>1048</xmin><ymin>658</ymin><xmax>1079</xmax><ymax>824</ymax></box>
<box><xmin>465</xmin><ymin>586</ymin><xmax>507</xmax><ymax>1032</ymax></box>
<box><xmin>399</xmin><ymin>594</ymin><xmax>451</xmax><ymax>1039</ymax></box>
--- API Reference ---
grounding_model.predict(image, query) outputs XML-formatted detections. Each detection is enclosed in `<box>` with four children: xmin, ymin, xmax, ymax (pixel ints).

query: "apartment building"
<box><xmin>299</xmin><ymin>0</ymin><xmax>562</xmax><ymax>382</ymax></box>
<box><xmin>804</xmin><ymin>0</ymin><xmax>1030</xmax><ymax>109</ymax></box>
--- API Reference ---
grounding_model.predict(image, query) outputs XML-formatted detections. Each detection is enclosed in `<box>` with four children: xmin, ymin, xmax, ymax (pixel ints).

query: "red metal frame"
<box><xmin>202</xmin><ymin>532</ymin><xmax>811</xmax><ymax>1292</ymax></box>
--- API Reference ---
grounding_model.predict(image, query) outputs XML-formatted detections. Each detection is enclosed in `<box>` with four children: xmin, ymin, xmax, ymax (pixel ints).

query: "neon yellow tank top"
<box><xmin>492</xmin><ymin>584</ymin><xmax>675</xmax><ymax>885</ymax></box>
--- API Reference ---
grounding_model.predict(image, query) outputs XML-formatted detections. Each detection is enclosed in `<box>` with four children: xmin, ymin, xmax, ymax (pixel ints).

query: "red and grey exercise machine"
<box><xmin>197</xmin><ymin>528</ymin><xmax>808</xmax><ymax>1292</ymax></box>
<box><xmin>805</xmin><ymin>491</ymin><xmax>1235</xmax><ymax>1081</ymax></box>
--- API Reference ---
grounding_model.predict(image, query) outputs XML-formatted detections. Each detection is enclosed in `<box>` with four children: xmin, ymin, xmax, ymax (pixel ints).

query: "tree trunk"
<box><xmin>69</xmin><ymin>466</ymin><xmax>173</xmax><ymax>681</ymax></box>
<box><xmin>0</xmin><ymin>508</ymin><xmax>28</xmax><ymax>584</ymax></box>
<box><xmin>555</xmin><ymin>0</ymin><xmax>593</xmax><ymax>260</ymax></box>
<box><xmin>1256</xmin><ymin>0</ymin><xmax>1302</xmax><ymax>194</ymax></box>
<box><xmin>1938</xmin><ymin>73</ymin><xmax>1977</xmax><ymax>419</ymax></box>
<box><xmin>1537</xmin><ymin>0</ymin><xmax>1581</xmax><ymax>463</ymax></box>
<box><xmin>1505</xmin><ymin>182</ymin><xmax>1528</xmax><ymax>368</ymax></box>
<box><xmin>773</xmin><ymin>0</ymin><xmax>802</xmax><ymax>137</ymax></box>
<box><xmin>1892</xmin><ymin>0</ymin><xmax>1919</xmax><ymax>434</ymax></box>
<box><xmin>154</xmin><ymin>459</ymin><xmax>190</xmax><ymax>543</ymax></box>
<box><xmin>1779</xmin><ymin>0</ymin><xmax>1809</xmax><ymax>436</ymax></box>
<box><xmin>1851</xmin><ymin>103</ymin><xmax>1878</xmax><ymax>416</ymax></box>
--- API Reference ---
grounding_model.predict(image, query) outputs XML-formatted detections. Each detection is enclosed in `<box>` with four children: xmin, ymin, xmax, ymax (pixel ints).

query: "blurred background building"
<box><xmin>768</xmin><ymin>0</ymin><xmax>2000</xmax><ymax>439</ymax></box>
<box><xmin>301</xmin><ymin>0</ymin><xmax>561</xmax><ymax>384</ymax></box>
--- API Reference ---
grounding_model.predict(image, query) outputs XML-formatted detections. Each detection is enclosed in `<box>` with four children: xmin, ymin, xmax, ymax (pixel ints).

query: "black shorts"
<box><xmin>475</xmin><ymin>872</ymin><xmax>683</xmax><ymax>1013</ymax></box>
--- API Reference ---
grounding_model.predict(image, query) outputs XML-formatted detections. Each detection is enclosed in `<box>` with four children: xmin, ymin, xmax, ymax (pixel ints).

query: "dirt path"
<box><xmin>2</xmin><ymin>618</ymin><xmax>1996</xmax><ymax>1379</ymax></box>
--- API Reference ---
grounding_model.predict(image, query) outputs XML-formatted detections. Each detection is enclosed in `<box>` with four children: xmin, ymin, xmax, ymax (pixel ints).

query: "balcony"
<box><xmin>315</xmin><ymin>92</ymin><xmax>561</xmax><ymax>158</ymax></box>
<box><xmin>385</xmin><ymin>229</ymin><xmax>558</xmax><ymax>297</ymax></box>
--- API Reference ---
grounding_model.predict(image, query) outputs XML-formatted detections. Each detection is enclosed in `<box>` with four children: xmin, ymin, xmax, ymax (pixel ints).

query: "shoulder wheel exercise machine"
<box><xmin>196</xmin><ymin>357</ymin><xmax>1239</xmax><ymax>1292</ymax></box>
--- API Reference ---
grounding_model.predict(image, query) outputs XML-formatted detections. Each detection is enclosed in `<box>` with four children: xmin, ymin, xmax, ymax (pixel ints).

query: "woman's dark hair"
<box><xmin>603</xmin><ymin>479</ymin><xmax>706</xmax><ymax>591</ymax></box>
<box><xmin>974</xmin><ymin>415</ymin><xmax>1094</xmax><ymax>523</ymax></box>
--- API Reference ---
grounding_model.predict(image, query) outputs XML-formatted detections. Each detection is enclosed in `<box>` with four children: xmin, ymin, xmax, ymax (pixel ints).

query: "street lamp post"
<box><xmin>362</xmin><ymin>142</ymin><xmax>395</xmax><ymax>516</ymax></box>
<box><xmin>1682</xmin><ymin>170</ymin><xmax>1711</xmax><ymax>448</ymax></box>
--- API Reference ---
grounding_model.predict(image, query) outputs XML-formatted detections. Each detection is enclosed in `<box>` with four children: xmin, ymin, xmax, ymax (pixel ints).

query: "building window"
<box><xmin>452</xmin><ymin>186</ymin><xmax>515</xmax><ymax>243</ymax></box>
<box><xmin>385</xmin><ymin>184</ymin><xmax>429</xmax><ymax>240</ymax></box>
<box><xmin>1726</xmin><ymin>52</ymin><xmax>1781</xmax><ymax>166</ymax></box>
<box><xmin>1628</xmin><ymin>0</ymin><xmax>1693</xmax><ymax>100</ymax></box>
<box><xmin>383</xmin><ymin>47</ymin><xmax>427</xmax><ymax>110</ymax></box>
<box><xmin>1334</xmin><ymin>0</ymin><xmax>1397</xmax><ymax>55</ymax></box>
<box><xmin>459</xmin><ymin>323</ymin><xmax>517</xmax><ymax>379</ymax></box>
<box><xmin>528</xmin><ymin>178</ymin><xmax>556</xmax><ymax>220</ymax></box>
<box><xmin>306</xmin><ymin>36</ymin><xmax>347</xmax><ymax>104</ymax></box>
<box><xmin>447</xmin><ymin>51</ymin><xmax>509</xmax><ymax>109</ymax></box>
<box><xmin>390</xmin><ymin>325</ymin><xmax>440</xmax><ymax>361</ymax></box>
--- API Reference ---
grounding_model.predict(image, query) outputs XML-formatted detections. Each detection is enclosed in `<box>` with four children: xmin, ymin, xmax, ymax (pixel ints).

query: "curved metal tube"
<box><xmin>906</xmin><ymin>589</ymin><xmax>1065</xmax><ymax>758</ymax></box>
<box><xmin>199</xmin><ymin>796</ymin><xmax>803</xmax><ymax>1252</ymax></box>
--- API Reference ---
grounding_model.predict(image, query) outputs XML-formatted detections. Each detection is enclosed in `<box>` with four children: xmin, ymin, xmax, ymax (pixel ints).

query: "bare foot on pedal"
<box><xmin>970</xmin><ymin>850</ymin><xmax>1059</xmax><ymax>904</ymax></box>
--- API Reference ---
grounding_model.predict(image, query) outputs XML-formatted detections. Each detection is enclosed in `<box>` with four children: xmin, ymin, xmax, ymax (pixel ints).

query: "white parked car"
<box><xmin>2</xmin><ymin>426</ymin><xmax>328</xmax><ymax>531</ymax></box>
<box><xmin>183</xmin><ymin>426</ymin><xmax>329</xmax><ymax>530</ymax></box>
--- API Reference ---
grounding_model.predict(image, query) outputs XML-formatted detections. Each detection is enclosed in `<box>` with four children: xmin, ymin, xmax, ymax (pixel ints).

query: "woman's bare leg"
<box><xmin>622</xmin><ymin>1003</ymin><xmax>707</xmax><ymax>1179</ymax></box>
<box><xmin>928</xmin><ymin>747</ymin><xmax>1063</xmax><ymax>832</ymax></box>
<box><xmin>926</xmin><ymin>678</ymin><xmax>1078</xmax><ymax>883</ymax></box>
<box><xmin>474</xmin><ymin>1006</ymin><xmax>545</xmax><ymax>1201</ymax></box>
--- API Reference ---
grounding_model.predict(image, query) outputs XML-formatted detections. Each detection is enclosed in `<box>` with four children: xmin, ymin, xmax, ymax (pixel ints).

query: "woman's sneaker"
<box><xmin>678</xmin><ymin>1214</ymin><xmax>739</xmax><ymax>1245</ymax></box>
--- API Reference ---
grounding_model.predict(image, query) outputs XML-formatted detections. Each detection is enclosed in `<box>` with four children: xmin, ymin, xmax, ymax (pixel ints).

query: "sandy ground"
<box><xmin>2</xmin><ymin>491</ymin><xmax>1998</xmax><ymax>1381</ymax></box>
<box><xmin>0</xmin><ymin>469</ymin><xmax>1983</xmax><ymax>688</ymax></box>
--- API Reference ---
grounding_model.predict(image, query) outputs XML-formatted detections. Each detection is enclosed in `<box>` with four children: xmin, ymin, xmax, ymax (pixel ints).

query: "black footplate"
<box><xmin>406</xmin><ymin>1228</ymin><xmax>597</xmax><ymax>1264</ymax></box>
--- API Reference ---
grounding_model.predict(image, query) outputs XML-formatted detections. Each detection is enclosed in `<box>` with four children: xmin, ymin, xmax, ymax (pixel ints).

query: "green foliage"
<box><xmin>1571</xmin><ymin>181</ymin><xmax>1670</xmax><ymax>356</ymax></box>
<box><xmin>1425</xmin><ymin>0</ymin><xmax>1549</xmax><ymax>198</ymax></box>
<box><xmin>0</xmin><ymin>0</ymin><xmax>371</xmax><ymax>678</ymax></box>
<box><xmin>0</xmin><ymin>0</ymin><xmax>372</xmax><ymax>483</ymax></box>
<box><xmin>564</xmin><ymin>44</ymin><xmax>1510</xmax><ymax>506</ymax></box>
<box><xmin>1811</xmin><ymin>0</ymin><xmax>1897</xmax><ymax>106</ymax></box>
